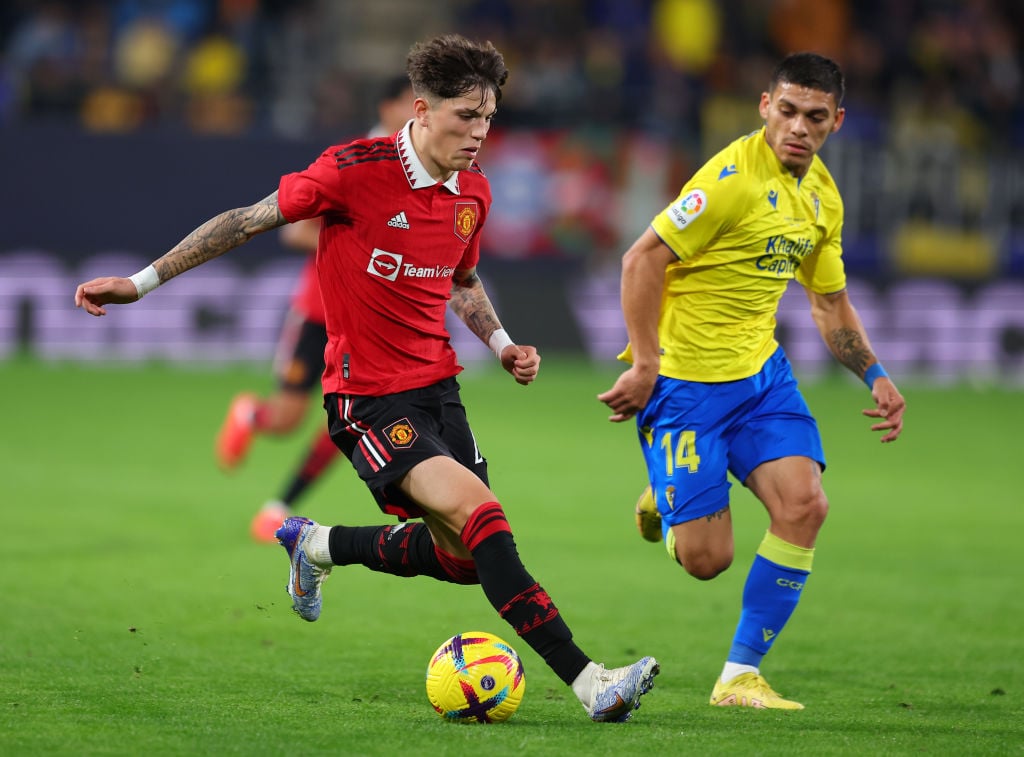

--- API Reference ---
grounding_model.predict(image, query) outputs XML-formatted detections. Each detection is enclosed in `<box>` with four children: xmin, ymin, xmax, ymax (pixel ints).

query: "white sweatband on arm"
<box><xmin>488</xmin><ymin>328</ymin><xmax>515</xmax><ymax>358</ymax></box>
<box><xmin>128</xmin><ymin>265</ymin><xmax>160</xmax><ymax>299</ymax></box>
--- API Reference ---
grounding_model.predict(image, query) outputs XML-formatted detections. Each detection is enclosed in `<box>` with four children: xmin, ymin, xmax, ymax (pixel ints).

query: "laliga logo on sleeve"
<box><xmin>667</xmin><ymin>189</ymin><xmax>707</xmax><ymax>231</ymax></box>
<box><xmin>367</xmin><ymin>248</ymin><xmax>403</xmax><ymax>281</ymax></box>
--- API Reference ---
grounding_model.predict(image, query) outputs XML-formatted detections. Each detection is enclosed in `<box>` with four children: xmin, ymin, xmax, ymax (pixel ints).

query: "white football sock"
<box><xmin>721</xmin><ymin>662</ymin><xmax>758</xmax><ymax>683</ymax></box>
<box><xmin>307</xmin><ymin>524</ymin><xmax>333</xmax><ymax>566</ymax></box>
<box><xmin>571</xmin><ymin>661</ymin><xmax>601</xmax><ymax>704</ymax></box>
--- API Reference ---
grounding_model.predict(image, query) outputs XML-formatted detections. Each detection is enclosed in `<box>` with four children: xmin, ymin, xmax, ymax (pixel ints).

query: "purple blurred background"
<box><xmin>2</xmin><ymin>1</ymin><xmax>1022</xmax><ymax>381</ymax></box>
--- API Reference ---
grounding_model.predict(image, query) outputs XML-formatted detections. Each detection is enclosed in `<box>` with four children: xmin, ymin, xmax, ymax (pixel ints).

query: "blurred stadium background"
<box><xmin>2</xmin><ymin>0</ymin><xmax>1023</xmax><ymax>384</ymax></box>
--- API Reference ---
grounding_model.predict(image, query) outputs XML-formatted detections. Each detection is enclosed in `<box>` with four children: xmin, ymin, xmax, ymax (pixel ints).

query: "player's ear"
<box><xmin>758</xmin><ymin>92</ymin><xmax>771</xmax><ymax>121</ymax></box>
<box><xmin>413</xmin><ymin>96</ymin><xmax>431</xmax><ymax>126</ymax></box>
<box><xmin>831</xmin><ymin>107</ymin><xmax>845</xmax><ymax>134</ymax></box>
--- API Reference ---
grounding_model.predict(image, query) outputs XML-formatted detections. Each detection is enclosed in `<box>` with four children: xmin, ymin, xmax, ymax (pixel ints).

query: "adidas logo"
<box><xmin>387</xmin><ymin>211</ymin><xmax>410</xmax><ymax>229</ymax></box>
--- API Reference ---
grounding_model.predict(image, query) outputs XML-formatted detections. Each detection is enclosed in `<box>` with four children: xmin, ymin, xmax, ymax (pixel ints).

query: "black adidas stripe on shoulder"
<box><xmin>334</xmin><ymin>140</ymin><xmax>400</xmax><ymax>170</ymax></box>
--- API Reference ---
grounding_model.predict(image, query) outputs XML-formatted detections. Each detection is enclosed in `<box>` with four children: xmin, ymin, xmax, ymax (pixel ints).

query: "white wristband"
<box><xmin>488</xmin><ymin>328</ymin><xmax>515</xmax><ymax>358</ymax></box>
<box><xmin>128</xmin><ymin>265</ymin><xmax>160</xmax><ymax>299</ymax></box>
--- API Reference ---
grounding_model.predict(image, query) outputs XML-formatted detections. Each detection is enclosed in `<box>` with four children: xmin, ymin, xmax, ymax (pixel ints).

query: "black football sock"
<box><xmin>462</xmin><ymin>502</ymin><xmax>591</xmax><ymax>685</ymax></box>
<box><xmin>328</xmin><ymin>522</ymin><xmax>475</xmax><ymax>584</ymax></box>
<box><xmin>279</xmin><ymin>431</ymin><xmax>339</xmax><ymax>507</ymax></box>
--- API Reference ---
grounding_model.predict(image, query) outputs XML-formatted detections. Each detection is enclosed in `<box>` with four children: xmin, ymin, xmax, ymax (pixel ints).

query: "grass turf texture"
<box><xmin>1</xmin><ymin>356</ymin><xmax>1021</xmax><ymax>756</ymax></box>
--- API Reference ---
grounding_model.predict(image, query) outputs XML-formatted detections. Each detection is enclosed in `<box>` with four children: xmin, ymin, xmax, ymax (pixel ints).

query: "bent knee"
<box><xmin>261</xmin><ymin>393</ymin><xmax>310</xmax><ymax>433</ymax></box>
<box><xmin>667</xmin><ymin>517</ymin><xmax>734</xmax><ymax>579</ymax></box>
<box><xmin>773</xmin><ymin>490</ymin><xmax>829</xmax><ymax>541</ymax></box>
<box><xmin>795</xmin><ymin>490</ymin><xmax>829</xmax><ymax>529</ymax></box>
<box><xmin>274</xmin><ymin>415</ymin><xmax>306</xmax><ymax>434</ymax></box>
<box><xmin>676</xmin><ymin>549</ymin><xmax>732</xmax><ymax>580</ymax></box>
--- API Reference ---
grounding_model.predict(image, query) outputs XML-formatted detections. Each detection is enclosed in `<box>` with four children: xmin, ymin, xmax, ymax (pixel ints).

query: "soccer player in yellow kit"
<box><xmin>599</xmin><ymin>53</ymin><xmax>906</xmax><ymax>710</ymax></box>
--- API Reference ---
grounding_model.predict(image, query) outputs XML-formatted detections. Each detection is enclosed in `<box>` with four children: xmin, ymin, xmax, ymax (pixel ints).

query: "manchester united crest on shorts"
<box><xmin>384</xmin><ymin>418</ymin><xmax>418</xmax><ymax>448</ymax></box>
<box><xmin>454</xmin><ymin>201</ymin><xmax>478</xmax><ymax>242</ymax></box>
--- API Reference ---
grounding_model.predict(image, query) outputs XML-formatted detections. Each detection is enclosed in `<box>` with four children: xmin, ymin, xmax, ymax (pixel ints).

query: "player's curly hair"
<box><xmin>406</xmin><ymin>34</ymin><xmax>508</xmax><ymax>104</ymax></box>
<box><xmin>771</xmin><ymin>52</ymin><xmax>845</xmax><ymax>106</ymax></box>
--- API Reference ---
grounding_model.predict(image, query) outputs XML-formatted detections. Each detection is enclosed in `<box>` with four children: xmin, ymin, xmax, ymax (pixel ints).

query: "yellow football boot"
<box><xmin>710</xmin><ymin>673</ymin><xmax>804</xmax><ymax>710</ymax></box>
<box><xmin>634</xmin><ymin>485</ymin><xmax>662</xmax><ymax>543</ymax></box>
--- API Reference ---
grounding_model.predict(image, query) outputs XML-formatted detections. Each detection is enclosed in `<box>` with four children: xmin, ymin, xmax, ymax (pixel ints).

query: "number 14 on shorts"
<box><xmin>660</xmin><ymin>429</ymin><xmax>701</xmax><ymax>475</ymax></box>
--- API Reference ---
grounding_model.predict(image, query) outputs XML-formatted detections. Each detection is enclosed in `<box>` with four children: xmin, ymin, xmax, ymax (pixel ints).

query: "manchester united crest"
<box><xmin>384</xmin><ymin>418</ymin><xmax>418</xmax><ymax>448</ymax></box>
<box><xmin>454</xmin><ymin>201</ymin><xmax>478</xmax><ymax>242</ymax></box>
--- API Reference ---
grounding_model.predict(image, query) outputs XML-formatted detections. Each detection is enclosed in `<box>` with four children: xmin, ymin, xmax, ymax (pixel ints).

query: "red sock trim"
<box><xmin>498</xmin><ymin>582</ymin><xmax>559</xmax><ymax>635</ymax></box>
<box><xmin>433</xmin><ymin>545</ymin><xmax>478</xmax><ymax>584</ymax></box>
<box><xmin>461</xmin><ymin>501</ymin><xmax>511</xmax><ymax>553</ymax></box>
<box><xmin>300</xmin><ymin>430</ymin><xmax>340</xmax><ymax>477</ymax></box>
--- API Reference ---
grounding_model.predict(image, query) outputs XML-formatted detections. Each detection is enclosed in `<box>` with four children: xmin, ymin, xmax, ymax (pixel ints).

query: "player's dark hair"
<box><xmin>406</xmin><ymin>34</ymin><xmax>508</xmax><ymax>104</ymax></box>
<box><xmin>770</xmin><ymin>52</ymin><xmax>845</xmax><ymax>106</ymax></box>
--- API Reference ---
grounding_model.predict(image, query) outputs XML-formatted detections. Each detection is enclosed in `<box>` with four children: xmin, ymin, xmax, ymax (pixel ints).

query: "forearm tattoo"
<box><xmin>830</xmin><ymin>327</ymin><xmax>874</xmax><ymax>376</ymax></box>
<box><xmin>449</xmin><ymin>270</ymin><xmax>501</xmax><ymax>343</ymax></box>
<box><xmin>153</xmin><ymin>194</ymin><xmax>284</xmax><ymax>283</ymax></box>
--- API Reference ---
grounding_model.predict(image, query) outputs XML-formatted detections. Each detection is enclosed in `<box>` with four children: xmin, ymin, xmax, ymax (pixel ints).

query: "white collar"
<box><xmin>396</xmin><ymin>121</ymin><xmax>461</xmax><ymax>194</ymax></box>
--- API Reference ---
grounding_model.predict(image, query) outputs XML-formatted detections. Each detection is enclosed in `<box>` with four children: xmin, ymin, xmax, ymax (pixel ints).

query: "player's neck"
<box><xmin>409</xmin><ymin>123</ymin><xmax>454</xmax><ymax>184</ymax></box>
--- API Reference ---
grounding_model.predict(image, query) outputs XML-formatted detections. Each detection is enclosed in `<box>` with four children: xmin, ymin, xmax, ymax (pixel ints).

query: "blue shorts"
<box><xmin>636</xmin><ymin>348</ymin><xmax>824</xmax><ymax>528</ymax></box>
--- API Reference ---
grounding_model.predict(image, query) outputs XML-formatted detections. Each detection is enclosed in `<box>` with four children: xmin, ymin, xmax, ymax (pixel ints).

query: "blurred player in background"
<box><xmin>599</xmin><ymin>53</ymin><xmax>905</xmax><ymax>710</ymax></box>
<box><xmin>216</xmin><ymin>74</ymin><xmax>415</xmax><ymax>543</ymax></box>
<box><xmin>75</xmin><ymin>34</ymin><xmax>659</xmax><ymax>723</ymax></box>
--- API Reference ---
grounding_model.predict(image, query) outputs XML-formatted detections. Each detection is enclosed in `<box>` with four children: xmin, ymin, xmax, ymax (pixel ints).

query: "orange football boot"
<box><xmin>216</xmin><ymin>392</ymin><xmax>258</xmax><ymax>470</ymax></box>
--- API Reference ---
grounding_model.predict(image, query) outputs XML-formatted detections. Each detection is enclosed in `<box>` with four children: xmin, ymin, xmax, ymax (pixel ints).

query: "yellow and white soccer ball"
<box><xmin>425</xmin><ymin>631</ymin><xmax>526</xmax><ymax>723</ymax></box>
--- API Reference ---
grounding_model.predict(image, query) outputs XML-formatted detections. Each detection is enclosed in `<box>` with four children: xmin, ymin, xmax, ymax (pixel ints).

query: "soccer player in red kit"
<box><xmin>215</xmin><ymin>75</ymin><xmax>416</xmax><ymax>543</ymax></box>
<box><xmin>74</xmin><ymin>34</ymin><xmax>658</xmax><ymax>723</ymax></box>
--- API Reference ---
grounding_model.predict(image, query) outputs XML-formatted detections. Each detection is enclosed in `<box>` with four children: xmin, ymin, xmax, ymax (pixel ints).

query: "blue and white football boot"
<box><xmin>275</xmin><ymin>516</ymin><xmax>331</xmax><ymax>622</ymax></box>
<box><xmin>586</xmin><ymin>656</ymin><xmax>660</xmax><ymax>722</ymax></box>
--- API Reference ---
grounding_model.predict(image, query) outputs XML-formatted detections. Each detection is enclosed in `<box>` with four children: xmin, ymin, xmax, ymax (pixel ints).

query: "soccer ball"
<box><xmin>425</xmin><ymin>631</ymin><xmax>526</xmax><ymax>723</ymax></box>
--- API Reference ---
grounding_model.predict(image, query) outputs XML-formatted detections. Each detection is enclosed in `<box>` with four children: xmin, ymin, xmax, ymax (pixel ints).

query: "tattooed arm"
<box><xmin>75</xmin><ymin>192</ymin><xmax>286</xmax><ymax>316</ymax></box>
<box><xmin>449</xmin><ymin>267</ymin><xmax>540</xmax><ymax>386</ymax></box>
<box><xmin>807</xmin><ymin>288</ymin><xmax>906</xmax><ymax>442</ymax></box>
<box><xmin>807</xmin><ymin>288</ymin><xmax>877</xmax><ymax>376</ymax></box>
<box><xmin>448</xmin><ymin>267</ymin><xmax>503</xmax><ymax>345</ymax></box>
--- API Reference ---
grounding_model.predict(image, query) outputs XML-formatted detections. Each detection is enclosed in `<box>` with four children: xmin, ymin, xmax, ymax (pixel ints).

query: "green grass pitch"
<box><xmin>1</xmin><ymin>356</ymin><xmax>1021</xmax><ymax>755</ymax></box>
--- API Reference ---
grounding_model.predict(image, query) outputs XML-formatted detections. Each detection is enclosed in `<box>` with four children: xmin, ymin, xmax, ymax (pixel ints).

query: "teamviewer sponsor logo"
<box><xmin>368</xmin><ymin>248</ymin><xmax>403</xmax><ymax>281</ymax></box>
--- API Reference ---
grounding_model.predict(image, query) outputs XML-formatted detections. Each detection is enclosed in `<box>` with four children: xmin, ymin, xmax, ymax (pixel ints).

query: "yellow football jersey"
<box><xmin>620</xmin><ymin>127</ymin><xmax>847</xmax><ymax>382</ymax></box>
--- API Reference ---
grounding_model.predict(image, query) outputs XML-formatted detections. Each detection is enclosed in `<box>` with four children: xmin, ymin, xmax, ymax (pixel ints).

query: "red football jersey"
<box><xmin>277</xmin><ymin>124</ymin><xmax>488</xmax><ymax>396</ymax></box>
<box><xmin>290</xmin><ymin>254</ymin><xmax>326</xmax><ymax>325</ymax></box>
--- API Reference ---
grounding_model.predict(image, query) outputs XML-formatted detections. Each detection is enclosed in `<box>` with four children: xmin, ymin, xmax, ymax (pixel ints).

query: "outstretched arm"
<box><xmin>75</xmin><ymin>192</ymin><xmax>287</xmax><ymax>316</ymax></box>
<box><xmin>807</xmin><ymin>288</ymin><xmax>906</xmax><ymax>442</ymax></box>
<box><xmin>448</xmin><ymin>267</ymin><xmax>539</xmax><ymax>385</ymax></box>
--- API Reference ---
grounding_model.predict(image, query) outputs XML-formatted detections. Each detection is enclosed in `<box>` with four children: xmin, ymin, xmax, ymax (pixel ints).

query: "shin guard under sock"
<box><xmin>728</xmin><ymin>531</ymin><xmax>813</xmax><ymax>667</ymax></box>
<box><xmin>462</xmin><ymin>502</ymin><xmax>590</xmax><ymax>684</ymax></box>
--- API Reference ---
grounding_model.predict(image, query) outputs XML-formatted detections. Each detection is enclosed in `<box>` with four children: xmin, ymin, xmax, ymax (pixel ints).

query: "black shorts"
<box><xmin>273</xmin><ymin>310</ymin><xmax>328</xmax><ymax>393</ymax></box>
<box><xmin>324</xmin><ymin>377</ymin><xmax>489</xmax><ymax>520</ymax></box>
